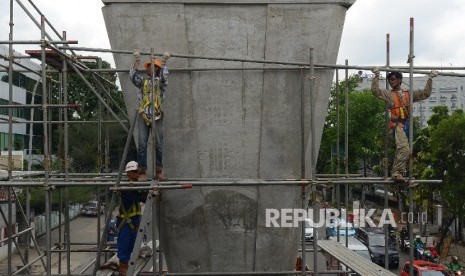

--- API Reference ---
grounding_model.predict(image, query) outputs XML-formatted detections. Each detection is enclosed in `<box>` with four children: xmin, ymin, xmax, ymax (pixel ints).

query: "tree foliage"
<box><xmin>17</xmin><ymin>186</ymin><xmax>95</xmax><ymax>213</ymax></box>
<box><xmin>17</xmin><ymin>58</ymin><xmax>130</xmax><ymax>212</ymax></box>
<box><xmin>47</xmin><ymin>58</ymin><xmax>129</xmax><ymax>173</ymax></box>
<box><xmin>317</xmin><ymin>75</ymin><xmax>386</xmax><ymax>174</ymax></box>
<box><xmin>429</xmin><ymin>109</ymin><xmax>465</xmax><ymax>215</ymax></box>
<box><xmin>50</xmin><ymin>59</ymin><xmax>125</xmax><ymax>120</ymax></box>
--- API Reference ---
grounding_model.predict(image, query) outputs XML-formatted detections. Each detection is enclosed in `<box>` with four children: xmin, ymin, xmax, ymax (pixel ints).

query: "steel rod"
<box><xmin>40</xmin><ymin>15</ymin><xmax>53</xmax><ymax>276</ymax></box>
<box><xmin>408</xmin><ymin>18</ymin><xmax>416</xmax><ymax>276</ymax></box>
<box><xmin>0</xmin><ymin>40</ymin><xmax>78</xmax><ymax>44</ymax></box>
<box><xmin>0</xmin><ymin>178</ymin><xmax>442</xmax><ymax>186</ymax></box>
<box><xmin>0</xmin><ymin>104</ymin><xmax>79</xmax><ymax>108</ymax></box>
<box><xmin>7</xmin><ymin>2</ymin><xmax>14</xmax><ymax>274</ymax></box>
<box><xmin>0</xmin><ymin>120</ymin><xmax>129</xmax><ymax>124</ymax></box>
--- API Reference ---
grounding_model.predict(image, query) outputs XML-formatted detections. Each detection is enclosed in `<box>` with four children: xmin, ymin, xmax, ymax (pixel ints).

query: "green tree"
<box><xmin>413</xmin><ymin>106</ymin><xmax>465</xmax><ymax>249</ymax></box>
<box><xmin>17</xmin><ymin>186</ymin><xmax>94</xmax><ymax>213</ymax></box>
<box><xmin>317</xmin><ymin>75</ymin><xmax>386</xmax><ymax>175</ymax></box>
<box><xmin>50</xmin><ymin>60</ymin><xmax>124</xmax><ymax>120</ymax></box>
<box><xmin>429</xmin><ymin>109</ymin><xmax>465</xmax><ymax>215</ymax></box>
<box><xmin>48</xmin><ymin>59</ymin><xmax>128</xmax><ymax>173</ymax></box>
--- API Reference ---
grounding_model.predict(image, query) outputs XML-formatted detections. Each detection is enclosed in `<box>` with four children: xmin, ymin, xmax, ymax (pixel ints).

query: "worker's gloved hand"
<box><xmin>371</xmin><ymin>67</ymin><xmax>380</xmax><ymax>76</ymax></box>
<box><xmin>429</xmin><ymin>70</ymin><xmax>439</xmax><ymax>79</ymax></box>
<box><xmin>133</xmin><ymin>49</ymin><xmax>141</xmax><ymax>61</ymax></box>
<box><xmin>162</xmin><ymin>51</ymin><xmax>171</xmax><ymax>62</ymax></box>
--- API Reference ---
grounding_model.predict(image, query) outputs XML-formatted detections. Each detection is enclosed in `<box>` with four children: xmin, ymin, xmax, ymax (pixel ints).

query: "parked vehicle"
<box><xmin>107</xmin><ymin>218</ymin><xmax>119</xmax><ymax>248</ymax></box>
<box><xmin>398</xmin><ymin>236</ymin><xmax>410</xmax><ymax>253</ymax></box>
<box><xmin>304</xmin><ymin>219</ymin><xmax>314</xmax><ymax>242</ymax></box>
<box><xmin>80</xmin><ymin>201</ymin><xmax>104</xmax><ymax>216</ymax></box>
<box><xmin>422</xmin><ymin>245</ymin><xmax>439</xmax><ymax>263</ymax></box>
<box><xmin>354</xmin><ymin>227</ymin><xmax>399</xmax><ymax>269</ymax></box>
<box><xmin>326</xmin><ymin>218</ymin><xmax>355</xmax><ymax>238</ymax></box>
<box><xmin>326</xmin><ymin>236</ymin><xmax>370</xmax><ymax>275</ymax></box>
<box><xmin>332</xmin><ymin>236</ymin><xmax>370</xmax><ymax>261</ymax></box>
<box><xmin>400</xmin><ymin>260</ymin><xmax>448</xmax><ymax>276</ymax></box>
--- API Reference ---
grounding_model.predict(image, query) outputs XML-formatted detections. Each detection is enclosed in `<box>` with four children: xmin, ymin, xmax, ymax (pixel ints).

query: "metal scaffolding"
<box><xmin>0</xmin><ymin>1</ymin><xmax>458</xmax><ymax>276</ymax></box>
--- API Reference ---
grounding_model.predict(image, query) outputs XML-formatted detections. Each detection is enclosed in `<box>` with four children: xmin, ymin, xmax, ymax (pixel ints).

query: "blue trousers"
<box><xmin>116</xmin><ymin>215</ymin><xmax>141</xmax><ymax>264</ymax></box>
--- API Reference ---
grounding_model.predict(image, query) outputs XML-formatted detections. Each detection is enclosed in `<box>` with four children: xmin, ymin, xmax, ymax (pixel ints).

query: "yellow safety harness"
<box><xmin>138</xmin><ymin>78</ymin><xmax>162</xmax><ymax>126</ymax></box>
<box><xmin>117</xmin><ymin>202</ymin><xmax>142</xmax><ymax>231</ymax></box>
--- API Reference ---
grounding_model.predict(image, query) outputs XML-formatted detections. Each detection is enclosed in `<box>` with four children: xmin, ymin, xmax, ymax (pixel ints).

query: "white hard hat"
<box><xmin>415</xmin><ymin>235</ymin><xmax>421</xmax><ymax>239</ymax></box>
<box><xmin>125</xmin><ymin>161</ymin><xmax>138</xmax><ymax>172</ymax></box>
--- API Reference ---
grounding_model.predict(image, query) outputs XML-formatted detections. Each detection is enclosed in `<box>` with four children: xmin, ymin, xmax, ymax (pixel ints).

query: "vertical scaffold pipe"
<box><xmin>344</xmin><ymin>60</ymin><xmax>349</xmax><ymax>248</ymax></box>
<box><xmin>300</xmin><ymin>66</ymin><xmax>305</xmax><ymax>180</ymax></box>
<box><xmin>309</xmin><ymin>48</ymin><xmax>318</xmax><ymax>276</ymax></box>
<box><xmin>335</xmin><ymin>70</ymin><xmax>340</xmax><ymax>204</ymax></box>
<box><xmin>384</xmin><ymin>33</ymin><xmax>391</xmax><ymax>270</ymax></box>
<box><xmin>151</xmin><ymin>48</ymin><xmax>157</xmax><ymax>180</ymax></box>
<box><xmin>384</xmin><ymin>33</ymin><xmax>391</xmax><ymax>178</ymax></box>
<box><xmin>7</xmin><ymin>1</ymin><xmax>14</xmax><ymax>275</ymax></box>
<box><xmin>299</xmin><ymin>64</ymin><xmax>306</xmax><ymax>273</ymax></box>
<box><xmin>40</xmin><ymin>15</ymin><xmax>53</xmax><ymax>276</ymax></box>
<box><xmin>408</xmin><ymin>17</ymin><xmax>415</xmax><ymax>276</ymax></box>
<box><xmin>62</xmin><ymin>30</ymin><xmax>72</xmax><ymax>273</ymax></box>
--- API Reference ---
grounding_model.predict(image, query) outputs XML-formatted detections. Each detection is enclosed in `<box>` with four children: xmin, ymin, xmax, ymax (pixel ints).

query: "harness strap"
<box><xmin>139</xmin><ymin>79</ymin><xmax>162</xmax><ymax>125</ymax></box>
<box><xmin>117</xmin><ymin>203</ymin><xmax>140</xmax><ymax>231</ymax></box>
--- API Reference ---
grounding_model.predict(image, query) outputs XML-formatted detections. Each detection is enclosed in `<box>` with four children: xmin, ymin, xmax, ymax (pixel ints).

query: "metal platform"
<box><xmin>318</xmin><ymin>240</ymin><xmax>396</xmax><ymax>276</ymax></box>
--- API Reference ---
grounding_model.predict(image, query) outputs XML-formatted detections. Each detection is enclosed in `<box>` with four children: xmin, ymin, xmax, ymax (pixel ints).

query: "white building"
<box><xmin>0</xmin><ymin>45</ymin><xmax>42</xmax><ymax>151</ymax></box>
<box><xmin>357</xmin><ymin>71</ymin><xmax>465</xmax><ymax>128</ymax></box>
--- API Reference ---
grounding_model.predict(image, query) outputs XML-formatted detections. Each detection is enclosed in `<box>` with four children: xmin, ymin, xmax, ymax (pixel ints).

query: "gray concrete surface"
<box><xmin>102</xmin><ymin>0</ymin><xmax>355</xmax><ymax>273</ymax></box>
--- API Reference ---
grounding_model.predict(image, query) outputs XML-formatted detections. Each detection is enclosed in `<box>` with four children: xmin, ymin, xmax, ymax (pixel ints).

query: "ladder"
<box><xmin>127</xmin><ymin>190</ymin><xmax>159</xmax><ymax>276</ymax></box>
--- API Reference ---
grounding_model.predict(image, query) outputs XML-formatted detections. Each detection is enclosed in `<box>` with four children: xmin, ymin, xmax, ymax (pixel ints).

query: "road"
<box><xmin>0</xmin><ymin>214</ymin><xmax>110</xmax><ymax>275</ymax></box>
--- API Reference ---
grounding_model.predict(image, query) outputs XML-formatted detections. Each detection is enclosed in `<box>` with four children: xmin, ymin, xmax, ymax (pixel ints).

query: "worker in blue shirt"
<box><xmin>117</xmin><ymin>161</ymin><xmax>148</xmax><ymax>276</ymax></box>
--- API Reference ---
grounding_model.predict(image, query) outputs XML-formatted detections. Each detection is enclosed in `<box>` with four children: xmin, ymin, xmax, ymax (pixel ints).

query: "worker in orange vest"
<box><xmin>129</xmin><ymin>50</ymin><xmax>171</xmax><ymax>181</ymax></box>
<box><xmin>371</xmin><ymin>67</ymin><xmax>438</xmax><ymax>182</ymax></box>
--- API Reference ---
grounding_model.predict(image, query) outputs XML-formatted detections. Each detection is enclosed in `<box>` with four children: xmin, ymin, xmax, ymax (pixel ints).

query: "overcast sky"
<box><xmin>1</xmin><ymin>0</ymin><xmax>464</xmax><ymax>72</ymax></box>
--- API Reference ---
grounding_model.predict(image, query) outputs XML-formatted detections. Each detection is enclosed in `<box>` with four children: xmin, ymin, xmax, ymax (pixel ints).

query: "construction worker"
<box><xmin>448</xmin><ymin>256</ymin><xmax>463</xmax><ymax>274</ymax></box>
<box><xmin>371</xmin><ymin>67</ymin><xmax>438</xmax><ymax>181</ymax></box>
<box><xmin>117</xmin><ymin>161</ymin><xmax>148</xmax><ymax>276</ymax></box>
<box><xmin>129</xmin><ymin>50</ymin><xmax>171</xmax><ymax>180</ymax></box>
<box><xmin>413</xmin><ymin>234</ymin><xmax>424</xmax><ymax>260</ymax></box>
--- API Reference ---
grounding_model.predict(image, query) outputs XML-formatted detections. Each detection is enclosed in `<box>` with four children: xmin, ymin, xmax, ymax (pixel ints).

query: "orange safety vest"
<box><xmin>389</xmin><ymin>89</ymin><xmax>409</xmax><ymax>129</ymax></box>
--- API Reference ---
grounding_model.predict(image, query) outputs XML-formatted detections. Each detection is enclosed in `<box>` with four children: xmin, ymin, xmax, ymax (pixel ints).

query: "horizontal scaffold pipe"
<box><xmin>0</xmin><ymin>40</ymin><xmax>78</xmax><ymax>45</ymax></box>
<box><xmin>0</xmin><ymin>119</ymin><xmax>128</xmax><ymax>124</ymax></box>
<box><xmin>76</xmin><ymin>67</ymin><xmax>333</xmax><ymax>73</ymax></box>
<box><xmin>315</xmin><ymin>177</ymin><xmax>442</xmax><ymax>185</ymax></box>
<box><xmin>164</xmin><ymin>271</ymin><xmax>352</xmax><ymax>275</ymax></box>
<box><xmin>0</xmin><ymin>178</ymin><xmax>442</xmax><ymax>187</ymax></box>
<box><xmin>110</xmin><ymin>184</ymin><xmax>193</xmax><ymax>191</ymax></box>
<box><xmin>14</xmin><ymin>177</ymin><xmax>125</xmax><ymax>182</ymax></box>
<box><xmin>316</xmin><ymin>173</ymin><xmax>363</xmax><ymax>177</ymax></box>
<box><xmin>0</xmin><ymin>104</ymin><xmax>79</xmax><ymax>109</ymax></box>
<box><xmin>60</xmin><ymin>46</ymin><xmax>465</xmax><ymax>76</ymax></box>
